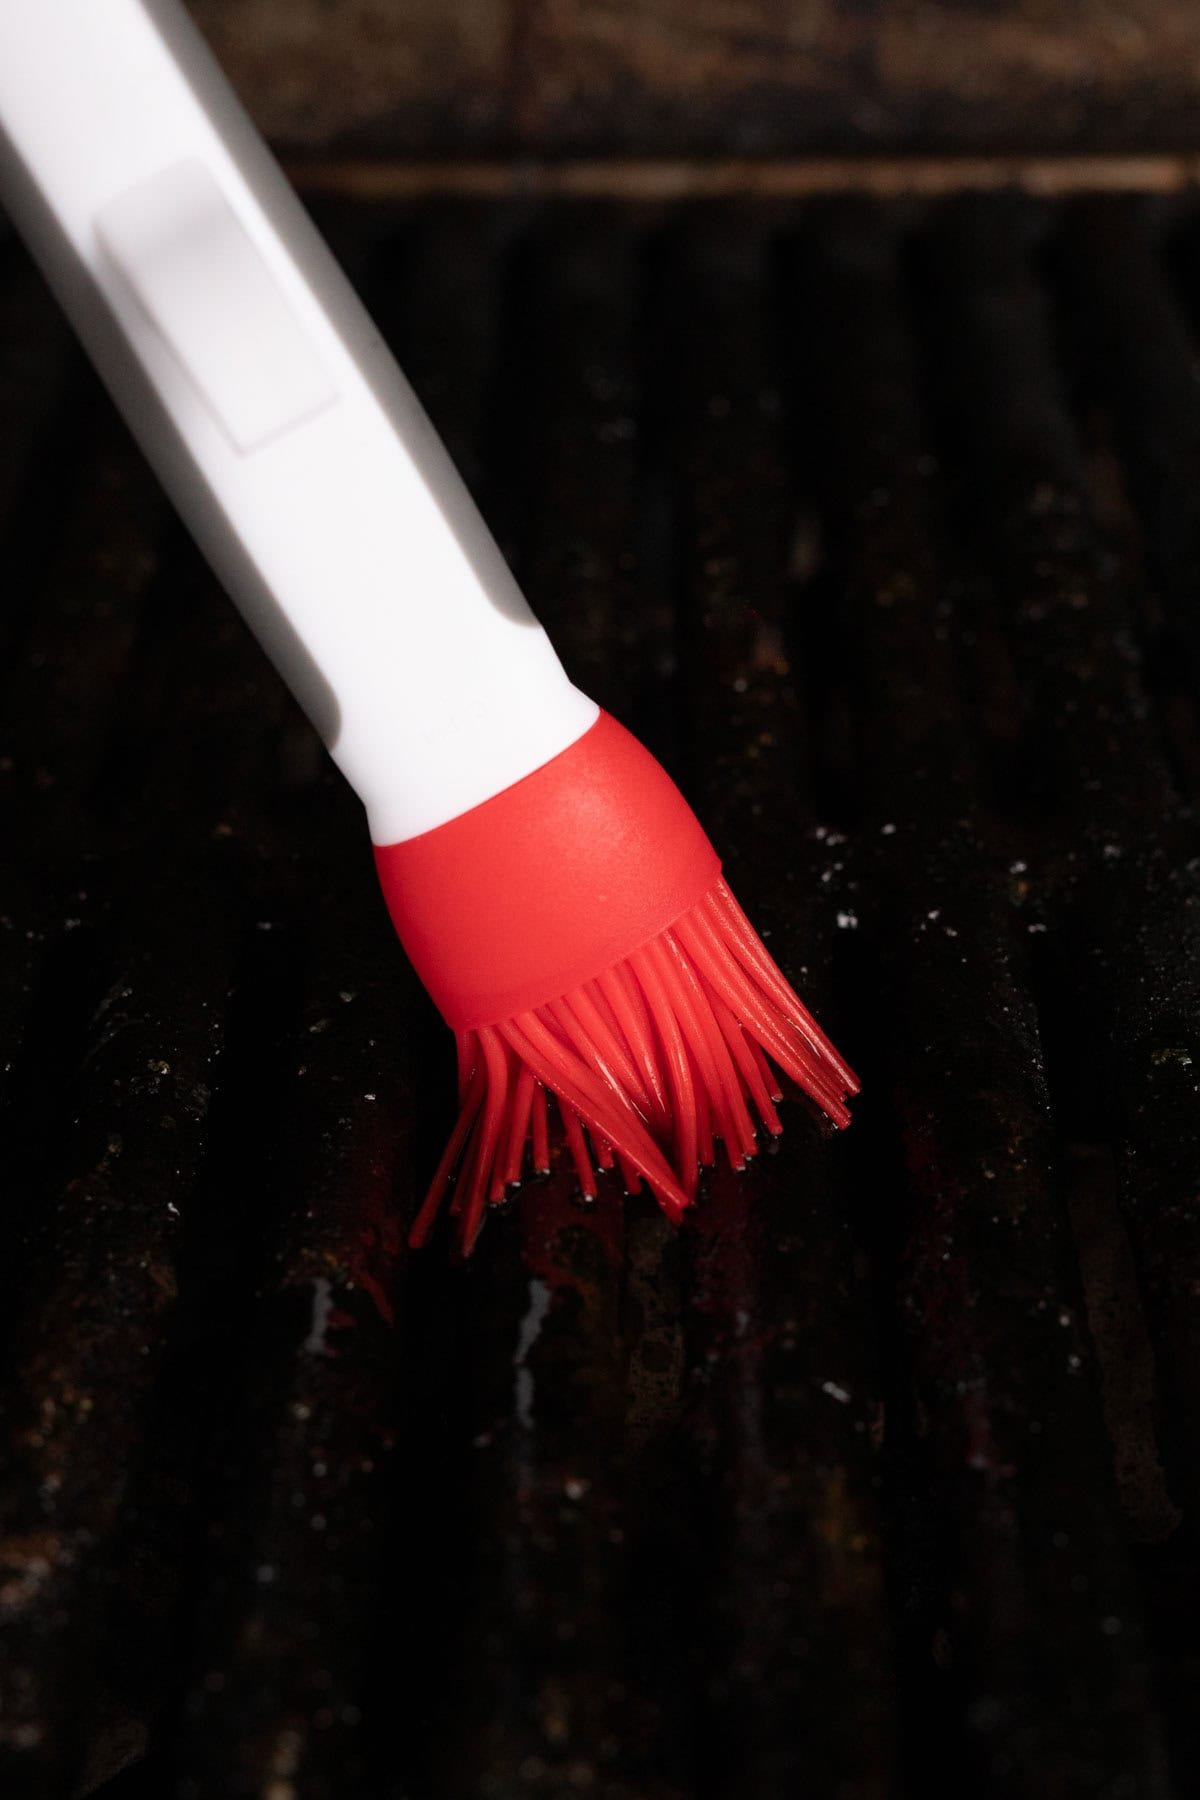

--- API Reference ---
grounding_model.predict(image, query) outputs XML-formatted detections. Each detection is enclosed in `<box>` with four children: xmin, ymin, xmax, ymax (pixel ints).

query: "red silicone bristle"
<box><xmin>413</xmin><ymin>879</ymin><xmax>856</xmax><ymax>1252</ymax></box>
<box><xmin>502</xmin><ymin>1063</ymin><xmax>537</xmax><ymax>1187</ymax></box>
<box><xmin>662</xmin><ymin>931</ymin><xmax>758</xmax><ymax>1163</ymax></box>
<box><xmin>599</xmin><ymin>963</ymin><xmax>670</xmax><ymax>1124</ymax></box>
<box><xmin>501</xmin><ymin>1011</ymin><xmax>689</xmax><ymax>1216</ymax></box>
<box><xmin>673</xmin><ymin>909</ymin><xmax>852</xmax><ymax>1125</ymax></box>
<box><xmin>411</xmin><ymin>1058</ymin><xmax>486</xmax><ymax>1247</ymax></box>
<box><xmin>706</xmin><ymin>885</ymin><xmax>860</xmax><ymax>1092</ymax></box>
<box><xmin>628</xmin><ymin>942</ymin><xmax>699</xmax><ymax>1194</ymax></box>
<box><xmin>694</xmin><ymin>1066</ymin><xmax>714</xmax><ymax>1168</ymax></box>
<box><xmin>546</xmin><ymin>995</ymin><xmax>653</xmax><ymax>1125</ymax></box>
<box><xmin>532</xmin><ymin>1079</ymin><xmax>550</xmax><ymax>1175</ymax></box>
<box><xmin>749</xmin><ymin>1034</ymin><xmax>784</xmax><ymax>1105</ymax></box>
<box><xmin>562</xmin><ymin>1104</ymin><xmax>598</xmax><ymax>1198</ymax></box>
<box><xmin>560</xmin><ymin>987</ymin><xmax>659</xmax><ymax>1125</ymax></box>
<box><xmin>646</xmin><ymin>934</ymin><xmax>742</xmax><ymax>1162</ymax></box>
<box><xmin>710</xmin><ymin>988</ymin><xmax>782</xmax><ymax>1135</ymax></box>
<box><xmin>615</xmin><ymin>1150</ymin><xmax>642</xmax><ymax>1193</ymax></box>
<box><xmin>585</xmin><ymin>977</ymin><xmax>666</xmax><ymax>1128</ymax></box>
<box><xmin>460</xmin><ymin>1027</ymin><xmax>509</xmax><ymax>1249</ymax></box>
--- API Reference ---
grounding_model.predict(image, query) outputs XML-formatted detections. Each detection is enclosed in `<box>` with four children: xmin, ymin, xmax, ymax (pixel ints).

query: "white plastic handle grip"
<box><xmin>0</xmin><ymin>0</ymin><xmax>597</xmax><ymax>843</ymax></box>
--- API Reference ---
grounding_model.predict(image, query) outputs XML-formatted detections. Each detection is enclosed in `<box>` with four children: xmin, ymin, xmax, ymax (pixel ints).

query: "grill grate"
<box><xmin>1</xmin><ymin>191</ymin><xmax>1199</xmax><ymax>1800</ymax></box>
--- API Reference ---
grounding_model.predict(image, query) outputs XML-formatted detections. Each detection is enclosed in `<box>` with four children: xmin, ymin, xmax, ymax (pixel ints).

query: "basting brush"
<box><xmin>0</xmin><ymin>0</ymin><xmax>858</xmax><ymax>1252</ymax></box>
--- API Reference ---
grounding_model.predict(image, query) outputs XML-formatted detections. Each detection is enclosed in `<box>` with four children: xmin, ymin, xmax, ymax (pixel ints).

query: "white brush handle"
<box><xmin>0</xmin><ymin>0</ymin><xmax>597</xmax><ymax>843</ymax></box>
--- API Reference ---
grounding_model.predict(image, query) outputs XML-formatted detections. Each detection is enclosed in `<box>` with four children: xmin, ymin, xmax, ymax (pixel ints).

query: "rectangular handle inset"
<box><xmin>96</xmin><ymin>157</ymin><xmax>338</xmax><ymax>453</ymax></box>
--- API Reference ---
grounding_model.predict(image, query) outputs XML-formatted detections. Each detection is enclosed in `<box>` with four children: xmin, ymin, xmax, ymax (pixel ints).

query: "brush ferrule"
<box><xmin>373</xmin><ymin>711</ymin><xmax>721</xmax><ymax>1030</ymax></box>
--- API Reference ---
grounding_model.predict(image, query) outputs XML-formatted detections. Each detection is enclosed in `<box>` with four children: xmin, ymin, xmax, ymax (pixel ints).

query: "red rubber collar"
<box><xmin>373</xmin><ymin>711</ymin><xmax>720</xmax><ymax>1030</ymax></box>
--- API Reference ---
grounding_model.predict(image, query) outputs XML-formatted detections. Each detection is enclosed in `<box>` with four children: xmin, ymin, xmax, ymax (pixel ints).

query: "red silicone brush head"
<box><xmin>374</xmin><ymin>712</ymin><xmax>859</xmax><ymax>1252</ymax></box>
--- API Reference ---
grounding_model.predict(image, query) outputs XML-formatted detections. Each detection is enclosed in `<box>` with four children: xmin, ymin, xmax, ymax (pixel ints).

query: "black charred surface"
<box><xmin>0</xmin><ymin>193</ymin><xmax>1198</xmax><ymax>1800</ymax></box>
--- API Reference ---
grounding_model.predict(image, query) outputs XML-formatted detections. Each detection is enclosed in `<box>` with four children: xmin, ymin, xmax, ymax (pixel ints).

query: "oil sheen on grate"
<box><xmin>0</xmin><ymin>192</ymin><xmax>1198</xmax><ymax>1800</ymax></box>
